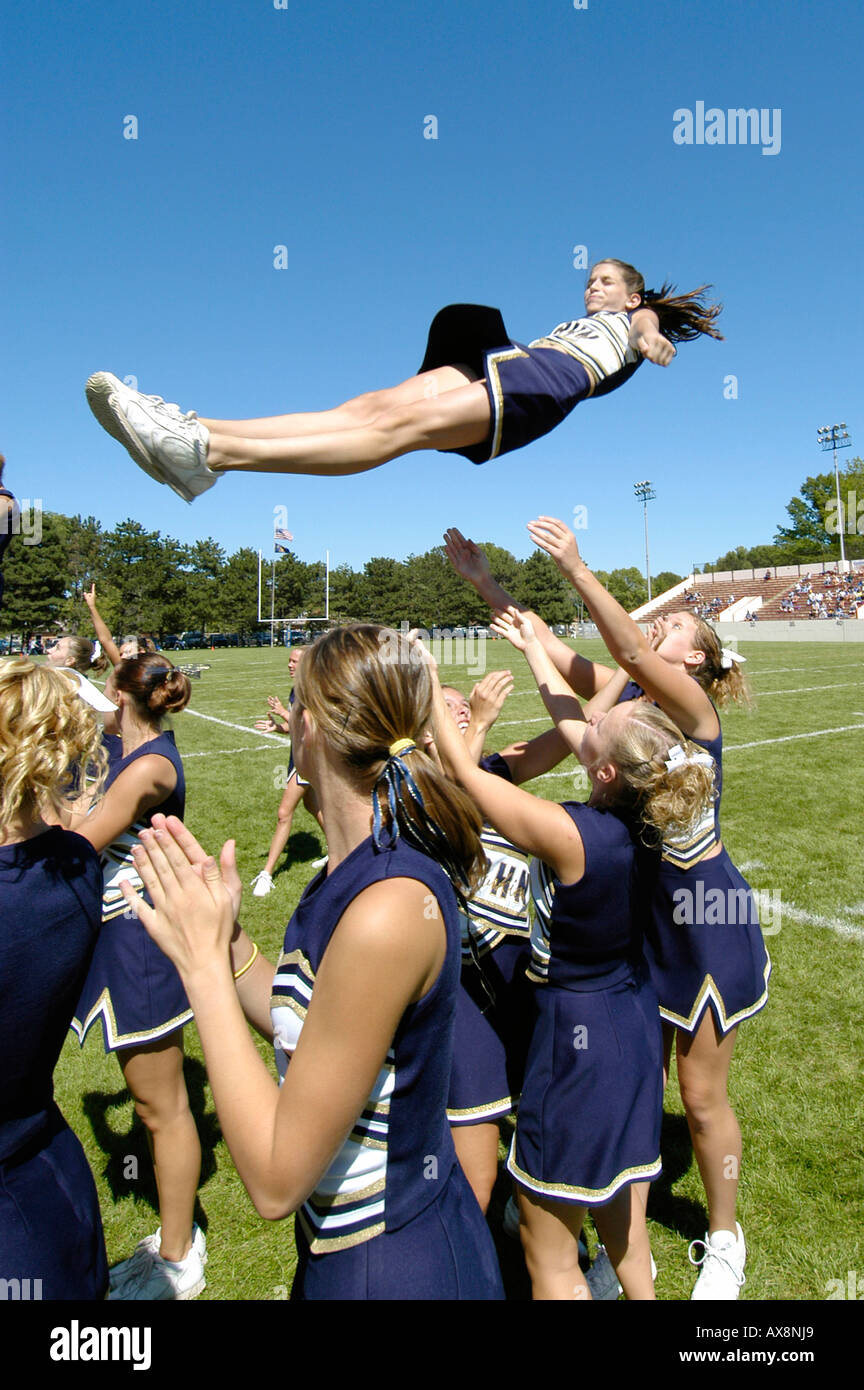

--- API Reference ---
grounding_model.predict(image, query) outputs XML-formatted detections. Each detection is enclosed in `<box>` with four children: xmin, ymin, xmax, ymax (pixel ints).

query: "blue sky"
<box><xmin>4</xmin><ymin>0</ymin><xmax>862</xmax><ymax>580</ymax></box>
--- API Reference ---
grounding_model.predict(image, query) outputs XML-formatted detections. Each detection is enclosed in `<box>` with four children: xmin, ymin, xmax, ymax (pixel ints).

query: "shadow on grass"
<box><xmin>274</xmin><ymin>832</ymin><xmax>325</xmax><ymax>880</ymax></box>
<box><xmin>81</xmin><ymin>1053</ymin><xmax>221</xmax><ymax>1233</ymax></box>
<box><xmin>646</xmin><ymin>1110</ymin><xmax>707</xmax><ymax>1241</ymax></box>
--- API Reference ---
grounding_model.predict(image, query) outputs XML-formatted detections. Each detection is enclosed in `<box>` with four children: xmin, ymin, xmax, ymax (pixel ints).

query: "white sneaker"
<box><xmin>86</xmin><ymin>372</ymin><xmax>217</xmax><ymax>502</ymax></box>
<box><xmin>310</xmin><ymin>856</ymin><xmax>329</xmax><ymax>870</ymax></box>
<box><xmin>250</xmin><ymin>870</ymin><xmax>274</xmax><ymax>897</ymax></box>
<box><xmin>689</xmin><ymin>1223</ymin><xmax>746</xmax><ymax>1300</ymax></box>
<box><xmin>108</xmin><ymin>1225</ymin><xmax>207</xmax><ymax>1301</ymax></box>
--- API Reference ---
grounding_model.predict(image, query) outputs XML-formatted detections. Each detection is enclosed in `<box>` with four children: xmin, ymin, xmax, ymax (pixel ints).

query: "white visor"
<box><xmin>57</xmin><ymin>667</ymin><xmax>119</xmax><ymax>712</ymax></box>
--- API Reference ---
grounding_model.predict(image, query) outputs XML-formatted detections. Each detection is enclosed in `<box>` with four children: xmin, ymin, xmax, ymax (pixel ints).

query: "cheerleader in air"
<box><xmin>84</xmin><ymin>260</ymin><xmax>722</xmax><ymax>500</ymax></box>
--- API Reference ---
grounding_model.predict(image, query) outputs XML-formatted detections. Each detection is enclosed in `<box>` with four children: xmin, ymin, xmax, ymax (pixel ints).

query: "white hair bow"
<box><xmin>664</xmin><ymin>743</ymin><xmax>716</xmax><ymax>773</ymax></box>
<box><xmin>720</xmin><ymin>647</ymin><xmax>746</xmax><ymax>670</ymax></box>
<box><xmin>92</xmin><ymin>640</ymin><xmax>102</xmax><ymax>659</ymax></box>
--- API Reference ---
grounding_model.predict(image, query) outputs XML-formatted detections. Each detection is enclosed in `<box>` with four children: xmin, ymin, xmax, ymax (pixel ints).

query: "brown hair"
<box><xmin>0</xmin><ymin>657</ymin><xmax>108</xmax><ymax>826</ymax></box>
<box><xmin>112</xmin><ymin>653</ymin><xmax>191</xmax><ymax>719</ymax></box>
<box><xmin>591</xmin><ymin>258</ymin><xmax>724</xmax><ymax>343</ymax></box>
<box><xmin>294</xmin><ymin>625</ymin><xmax>485</xmax><ymax>895</ymax></box>
<box><xmin>59</xmin><ymin>635</ymin><xmax>109</xmax><ymax>675</ymax></box>
<box><xmin>689</xmin><ymin>618</ymin><xmax>751</xmax><ymax>708</ymax></box>
<box><xmin>599</xmin><ymin>702</ymin><xmax>716</xmax><ymax>843</ymax></box>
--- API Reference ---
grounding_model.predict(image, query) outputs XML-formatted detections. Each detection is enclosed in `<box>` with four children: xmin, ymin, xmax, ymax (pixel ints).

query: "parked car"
<box><xmin>179</xmin><ymin>631</ymin><xmax>204</xmax><ymax>649</ymax></box>
<box><xmin>161</xmin><ymin>634</ymin><xmax>183</xmax><ymax>650</ymax></box>
<box><xmin>284</xmin><ymin>628</ymin><xmax>311</xmax><ymax>645</ymax></box>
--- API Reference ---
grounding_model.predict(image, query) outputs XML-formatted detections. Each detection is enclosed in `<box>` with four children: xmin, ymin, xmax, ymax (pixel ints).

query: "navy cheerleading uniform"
<box><xmin>271</xmin><ymin>835</ymin><xmax>504</xmax><ymax>1300</ymax></box>
<box><xmin>72</xmin><ymin>731</ymin><xmax>193</xmax><ymax>1050</ymax></box>
<box><xmin>639</xmin><ymin>724</ymin><xmax>771</xmax><ymax>1034</ymax></box>
<box><xmin>509</xmin><ymin>803</ymin><xmax>663</xmax><ymax>1205</ymax></box>
<box><xmin>418</xmin><ymin>305</ymin><xmax>643</xmax><ymax>464</ymax></box>
<box><xmin>0</xmin><ymin>828</ymin><xmax>108</xmax><ymax>1299</ymax></box>
<box><xmin>447</xmin><ymin>754</ymin><xmax>535</xmax><ymax>1126</ymax></box>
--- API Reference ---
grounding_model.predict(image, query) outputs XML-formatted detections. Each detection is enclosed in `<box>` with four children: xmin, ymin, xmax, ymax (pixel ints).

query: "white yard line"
<box><xmin>182</xmin><ymin>708</ymin><xmax>288</xmax><ymax>742</ymax></box>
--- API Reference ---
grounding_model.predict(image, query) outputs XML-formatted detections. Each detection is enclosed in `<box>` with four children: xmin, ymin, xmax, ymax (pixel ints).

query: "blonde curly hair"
<box><xmin>602</xmin><ymin>702</ymin><xmax>716</xmax><ymax>843</ymax></box>
<box><xmin>0</xmin><ymin>657</ymin><xmax>108</xmax><ymax>827</ymax></box>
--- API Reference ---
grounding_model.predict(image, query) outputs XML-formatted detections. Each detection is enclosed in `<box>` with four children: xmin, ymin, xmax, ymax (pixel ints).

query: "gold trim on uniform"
<box><xmin>299</xmin><ymin>1215</ymin><xmax>386</xmax><ymax>1254</ymax></box>
<box><xmin>447</xmin><ymin>1094</ymin><xmax>515</xmax><ymax>1124</ymax></box>
<box><xmin>309</xmin><ymin>1175</ymin><xmax>386</xmax><ymax>1210</ymax></box>
<box><xmin>507</xmin><ymin>1147</ymin><xmax>662</xmax><ymax>1203</ymax></box>
<box><xmin>659</xmin><ymin>954</ymin><xmax>771</xmax><ymax>1034</ymax></box>
<box><xmin>485</xmin><ymin>347</ymin><xmax>529</xmax><ymax>458</ymax></box>
<box><xmin>70</xmin><ymin>988</ymin><xmax>192</xmax><ymax>1049</ymax></box>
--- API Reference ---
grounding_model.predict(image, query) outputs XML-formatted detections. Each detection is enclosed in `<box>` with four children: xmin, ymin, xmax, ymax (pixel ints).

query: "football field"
<box><xmin>54</xmin><ymin>638</ymin><xmax>864</xmax><ymax>1300</ymax></box>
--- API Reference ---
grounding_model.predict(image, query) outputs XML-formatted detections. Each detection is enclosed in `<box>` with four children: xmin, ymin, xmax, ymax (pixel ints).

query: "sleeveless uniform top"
<box><xmin>528</xmin><ymin>802</ymin><xmax>640</xmax><ymax>987</ymax></box>
<box><xmin>99</xmin><ymin>730</ymin><xmax>185</xmax><ymax>920</ymax></box>
<box><xmin>0</xmin><ymin>829</ymin><xmax>102</xmax><ymax>1160</ymax></box>
<box><xmin>529</xmin><ymin>309</ymin><xmax>643</xmax><ymax>397</ymax></box>
<box><xmin>271</xmin><ymin>835</ymin><xmax>465</xmax><ymax>1254</ymax></box>
<box><xmin>463</xmin><ymin>753</ymin><xmax>531</xmax><ymax>960</ymax></box>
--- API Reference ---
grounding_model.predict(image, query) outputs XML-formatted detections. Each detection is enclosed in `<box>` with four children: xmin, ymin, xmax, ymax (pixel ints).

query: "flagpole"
<box><xmin>257</xmin><ymin>549</ymin><xmax>262</xmax><ymax>622</ymax></box>
<box><xmin>325</xmin><ymin>549</ymin><xmax>330</xmax><ymax>621</ymax></box>
<box><xmin>270</xmin><ymin>558</ymin><xmax>276</xmax><ymax>646</ymax></box>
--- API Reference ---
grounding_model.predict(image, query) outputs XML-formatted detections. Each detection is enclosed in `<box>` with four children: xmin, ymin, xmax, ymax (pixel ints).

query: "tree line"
<box><xmin>0</xmin><ymin>513</ymin><xmax>684</xmax><ymax>640</ymax></box>
<box><xmin>4</xmin><ymin>461</ymin><xmax>854</xmax><ymax>640</ymax></box>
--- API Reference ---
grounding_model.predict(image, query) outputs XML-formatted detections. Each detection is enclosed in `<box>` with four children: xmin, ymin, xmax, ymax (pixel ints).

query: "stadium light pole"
<box><xmin>818</xmin><ymin>424</ymin><xmax>851</xmax><ymax>573</ymax></box>
<box><xmin>634</xmin><ymin>480</ymin><xmax>656</xmax><ymax>602</ymax></box>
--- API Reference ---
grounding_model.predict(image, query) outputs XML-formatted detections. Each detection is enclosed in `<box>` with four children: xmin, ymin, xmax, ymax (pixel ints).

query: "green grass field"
<box><xmin>53</xmin><ymin>639</ymin><xmax>864</xmax><ymax>1300</ymax></box>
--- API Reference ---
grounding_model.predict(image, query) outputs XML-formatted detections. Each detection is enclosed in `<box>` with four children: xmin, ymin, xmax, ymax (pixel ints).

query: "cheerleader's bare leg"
<box><xmin>516</xmin><ymin>1190</ymin><xmax>592</xmax><ymax>1301</ymax></box>
<box><xmin>199</xmin><ymin>364</ymin><xmax>480</xmax><ymax>439</ymax></box>
<box><xmin>675</xmin><ymin>1014</ymin><xmax>741</xmax><ymax>1235</ymax></box>
<box><xmin>205</xmin><ymin>376</ymin><xmax>492</xmax><ymax>477</ymax></box>
<box><xmin>119</xmin><ymin>1031</ymin><xmax>201</xmax><ymax>1263</ymax></box>
<box><xmin>592</xmin><ymin>1185</ymin><xmax>656</xmax><ymax>1300</ymax></box>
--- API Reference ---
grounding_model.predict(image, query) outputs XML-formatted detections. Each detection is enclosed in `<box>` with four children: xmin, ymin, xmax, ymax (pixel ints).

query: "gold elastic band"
<box><xmin>388</xmin><ymin>738</ymin><xmax>416</xmax><ymax>757</ymax></box>
<box><xmin>233</xmin><ymin>941</ymin><xmax>259</xmax><ymax>980</ymax></box>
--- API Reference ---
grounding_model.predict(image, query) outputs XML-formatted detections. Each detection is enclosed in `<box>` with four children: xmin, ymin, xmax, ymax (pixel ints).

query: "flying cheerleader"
<box><xmin>84</xmin><ymin>259</ymin><xmax>721</xmax><ymax>501</ymax></box>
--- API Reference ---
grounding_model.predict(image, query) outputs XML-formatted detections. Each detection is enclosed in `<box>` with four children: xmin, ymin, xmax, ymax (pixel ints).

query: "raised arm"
<box><xmin>490</xmin><ymin>608</ymin><xmax>591</xmax><ymax>765</ymax></box>
<box><xmin>429</xmin><ymin>660</ymin><xmax>584</xmax><ymax>883</ymax></box>
<box><xmin>528</xmin><ymin>517</ymin><xmax>718</xmax><ymax>740</ymax></box>
<box><xmin>83</xmin><ymin>584</ymin><xmax>122</xmax><ymax>667</ymax></box>
<box><xmin>463</xmin><ymin>668</ymin><xmax>513</xmax><ymax>762</ymax></box>
<box><xmin>444</xmin><ymin>527</ymin><xmax>614</xmax><ymax>698</ymax></box>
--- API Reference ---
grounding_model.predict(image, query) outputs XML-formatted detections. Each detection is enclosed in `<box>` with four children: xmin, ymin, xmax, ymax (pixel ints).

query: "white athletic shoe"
<box><xmin>689</xmin><ymin>1223</ymin><xmax>746</xmax><ymax>1300</ymax></box>
<box><xmin>250</xmin><ymin>870</ymin><xmax>274</xmax><ymax>897</ymax></box>
<box><xmin>310</xmin><ymin>856</ymin><xmax>329</xmax><ymax>870</ymax></box>
<box><xmin>109</xmin><ymin>1224</ymin><xmax>207</xmax><ymax>1300</ymax></box>
<box><xmin>86</xmin><ymin>372</ymin><xmax>217</xmax><ymax>502</ymax></box>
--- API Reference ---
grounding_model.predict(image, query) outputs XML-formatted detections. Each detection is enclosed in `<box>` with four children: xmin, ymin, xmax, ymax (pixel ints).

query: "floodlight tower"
<box><xmin>634</xmin><ymin>480</ymin><xmax>656</xmax><ymax>602</ymax></box>
<box><xmin>817</xmin><ymin>424</ymin><xmax>851</xmax><ymax>572</ymax></box>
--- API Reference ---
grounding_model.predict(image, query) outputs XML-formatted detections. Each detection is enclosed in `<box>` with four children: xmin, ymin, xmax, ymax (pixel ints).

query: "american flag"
<box><xmin>274</xmin><ymin>526</ymin><xmax>294</xmax><ymax>553</ymax></box>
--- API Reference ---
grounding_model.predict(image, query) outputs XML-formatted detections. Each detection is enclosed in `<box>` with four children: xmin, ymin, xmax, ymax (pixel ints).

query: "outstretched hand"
<box><xmin>527</xmin><ymin>516</ymin><xmax>585</xmax><ymax>582</ymax></box>
<box><xmin>83</xmin><ymin>583</ymin><xmax>97</xmax><ymax>608</ymax></box>
<box><xmin>121</xmin><ymin>814</ymin><xmax>239</xmax><ymax>978</ymax></box>
<box><xmin>469</xmin><ymin>669</ymin><xmax>514</xmax><ymax>728</ymax></box>
<box><xmin>490</xmin><ymin>606</ymin><xmax>537</xmax><ymax>652</ymax></box>
<box><xmin>443</xmin><ymin>528</ymin><xmax>491</xmax><ymax>586</ymax></box>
